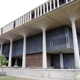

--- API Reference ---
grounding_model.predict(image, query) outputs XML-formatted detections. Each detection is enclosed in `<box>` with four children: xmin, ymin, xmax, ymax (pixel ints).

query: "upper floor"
<box><xmin>1</xmin><ymin>26</ymin><xmax>80</xmax><ymax>57</ymax></box>
<box><xmin>0</xmin><ymin>0</ymin><xmax>74</xmax><ymax>35</ymax></box>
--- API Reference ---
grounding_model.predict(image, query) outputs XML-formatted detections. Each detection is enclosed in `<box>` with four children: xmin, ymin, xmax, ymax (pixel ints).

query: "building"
<box><xmin>0</xmin><ymin>0</ymin><xmax>80</xmax><ymax>69</ymax></box>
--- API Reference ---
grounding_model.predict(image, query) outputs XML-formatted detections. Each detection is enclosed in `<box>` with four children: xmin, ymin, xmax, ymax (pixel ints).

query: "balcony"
<box><xmin>0</xmin><ymin>0</ymin><xmax>74</xmax><ymax>35</ymax></box>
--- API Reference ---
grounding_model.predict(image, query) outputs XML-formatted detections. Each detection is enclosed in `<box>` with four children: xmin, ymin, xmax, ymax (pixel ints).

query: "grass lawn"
<box><xmin>0</xmin><ymin>76</ymin><xmax>35</xmax><ymax>80</ymax></box>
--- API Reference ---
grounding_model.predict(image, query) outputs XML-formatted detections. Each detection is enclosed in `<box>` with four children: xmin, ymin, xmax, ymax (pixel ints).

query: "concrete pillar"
<box><xmin>60</xmin><ymin>53</ymin><xmax>64</xmax><ymax>69</ymax></box>
<box><xmin>43</xmin><ymin>4</ymin><xmax>45</xmax><ymax>14</ymax></box>
<box><xmin>40</xmin><ymin>6</ymin><xmax>42</xmax><ymax>16</ymax></box>
<box><xmin>42</xmin><ymin>29</ymin><xmax>47</xmax><ymax>68</ymax></box>
<box><xmin>0</xmin><ymin>43</ymin><xmax>3</xmax><ymax>54</ymax></box>
<box><xmin>57</xmin><ymin>0</ymin><xmax>59</xmax><ymax>7</ymax></box>
<box><xmin>37</xmin><ymin>7</ymin><xmax>39</xmax><ymax>17</ymax></box>
<box><xmin>53</xmin><ymin>0</ymin><xmax>55</xmax><ymax>9</ymax></box>
<box><xmin>22</xmin><ymin>35</ymin><xmax>26</xmax><ymax>68</ymax></box>
<box><xmin>35</xmin><ymin>9</ymin><xmax>37</xmax><ymax>18</ymax></box>
<box><xmin>46</xmin><ymin>2</ymin><xmax>48</xmax><ymax>13</ymax></box>
<box><xmin>66</xmin><ymin>0</ymin><xmax>68</xmax><ymax>3</ymax></box>
<box><xmin>71</xmin><ymin>19</ymin><xmax>80</xmax><ymax>69</ymax></box>
<box><xmin>50</xmin><ymin>0</ymin><xmax>52</xmax><ymax>11</ymax></box>
<box><xmin>30</xmin><ymin>12</ymin><xmax>31</xmax><ymax>21</ymax></box>
<box><xmin>8</xmin><ymin>40</ymin><xmax>13</xmax><ymax>67</ymax></box>
<box><xmin>15</xmin><ymin>58</ymin><xmax>17</xmax><ymax>65</ymax></box>
<box><xmin>27</xmin><ymin>13</ymin><xmax>29</xmax><ymax>22</ymax></box>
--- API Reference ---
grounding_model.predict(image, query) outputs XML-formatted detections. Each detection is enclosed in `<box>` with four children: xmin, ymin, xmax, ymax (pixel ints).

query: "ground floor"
<box><xmin>6</xmin><ymin>53</ymin><xmax>76</xmax><ymax>69</ymax></box>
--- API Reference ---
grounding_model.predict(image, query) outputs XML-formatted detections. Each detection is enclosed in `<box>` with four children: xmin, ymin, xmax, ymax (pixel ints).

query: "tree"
<box><xmin>0</xmin><ymin>54</ymin><xmax>8</xmax><ymax>67</ymax></box>
<box><xmin>0</xmin><ymin>54</ymin><xmax>8</xmax><ymax>76</ymax></box>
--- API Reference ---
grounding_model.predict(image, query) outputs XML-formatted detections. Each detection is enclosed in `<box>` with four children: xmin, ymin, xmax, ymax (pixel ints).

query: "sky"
<box><xmin>0</xmin><ymin>0</ymin><xmax>47</xmax><ymax>28</ymax></box>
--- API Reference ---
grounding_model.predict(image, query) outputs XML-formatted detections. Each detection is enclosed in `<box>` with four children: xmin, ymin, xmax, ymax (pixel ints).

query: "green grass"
<box><xmin>0</xmin><ymin>76</ymin><xmax>34</xmax><ymax>80</ymax></box>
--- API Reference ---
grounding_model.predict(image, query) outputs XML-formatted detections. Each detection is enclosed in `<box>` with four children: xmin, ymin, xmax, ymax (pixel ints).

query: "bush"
<box><xmin>0</xmin><ymin>54</ymin><xmax>8</xmax><ymax>67</ymax></box>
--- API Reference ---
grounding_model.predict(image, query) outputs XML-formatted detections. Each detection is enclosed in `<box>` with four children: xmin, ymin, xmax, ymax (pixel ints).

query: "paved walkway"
<box><xmin>7</xmin><ymin>75</ymin><xmax>72</xmax><ymax>80</ymax></box>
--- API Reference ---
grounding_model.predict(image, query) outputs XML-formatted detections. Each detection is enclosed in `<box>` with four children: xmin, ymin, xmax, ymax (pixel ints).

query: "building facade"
<box><xmin>0</xmin><ymin>0</ymin><xmax>80</xmax><ymax>69</ymax></box>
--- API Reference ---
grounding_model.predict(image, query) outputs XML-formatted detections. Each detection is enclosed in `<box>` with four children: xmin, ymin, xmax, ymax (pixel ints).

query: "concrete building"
<box><xmin>0</xmin><ymin>0</ymin><xmax>80</xmax><ymax>69</ymax></box>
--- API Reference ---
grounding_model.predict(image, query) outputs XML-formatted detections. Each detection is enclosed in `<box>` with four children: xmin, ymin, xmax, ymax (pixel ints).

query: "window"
<box><xmin>48</xmin><ymin>2</ymin><xmax>50</xmax><ymax>11</ymax></box>
<box><xmin>59</xmin><ymin>0</ymin><xmax>66</xmax><ymax>6</ymax></box>
<box><xmin>31</xmin><ymin>10</ymin><xmax>35</xmax><ymax>19</ymax></box>
<box><xmin>42</xmin><ymin>6</ymin><xmax>43</xmax><ymax>14</ymax></box>
<box><xmin>13</xmin><ymin>21</ymin><xmax>16</xmax><ymax>28</ymax></box>
<box><xmin>45</xmin><ymin>4</ymin><xmax>47</xmax><ymax>13</ymax></box>
<box><xmin>51</xmin><ymin>0</ymin><xmax>54</xmax><ymax>9</ymax></box>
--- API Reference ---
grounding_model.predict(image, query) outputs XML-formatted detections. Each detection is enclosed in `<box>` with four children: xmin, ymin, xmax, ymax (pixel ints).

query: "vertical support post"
<box><xmin>50</xmin><ymin>0</ymin><xmax>52</xmax><ymax>11</ymax></box>
<box><xmin>37</xmin><ymin>7</ymin><xmax>39</xmax><ymax>17</ymax></box>
<box><xmin>40</xmin><ymin>5</ymin><xmax>42</xmax><ymax>16</ymax></box>
<box><xmin>35</xmin><ymin>9</ymin><xmax>37</xmax><ymax>18</ymax></box>
<box><xmin>15</xmin><ymin>59</ymin><xmax>17</xmax><ymax>65</ymax></box>
<box><xmin>22</xmin><ymin>35</ymin><xmax>26</xmax><ymax>68</ymax></box>
<box><xmin>57</xmin><ymin>0</ymin><xmax>59</xmax><ymax>7</ymax></box>
<box><xmin>8</xmin><ymin>40</ymin><xmax>13</xmax><ymax>67</ymax></box>
<box><xmin>43</xmin><ymin>4</ymin><xmax>45</xmax><ymax>14</ymax></box>
<box><xmin>66</xmin><ymin>0</ymin><xmax>68</xmax><ymax>3</ymax></box>
<box><xmin>42</xmin><ymin>29</ymin><xmax>47</xmax><ymax>68</ymax></box>
<box><xmin>60</xmin><ymin>53</ymin><xmax>64</xmax><ymax>69</ymax></box>
<box><xmin>0</xmin><ymin>43</ymin><xmax>3</xmax><ymax>54</ymax></box>
<box><xmin>30</xmin><ymin>12</ymin><xmax>31</xmax><ymax>21</ymax></box>
<box><xmin>71</xmin><ymin>19</ymin><xmax>80</xmax><ymax>69</ymax></box>
<box><xmin>46</xmin><ymin>2</ymin><xmax>48</xmax><ymax>13</ymax></box>
<box><xmin>53</xmin><ymin>0</ymin><xmax>55</xmax><ymax>9</ymax></box>
<box><xmin>27</xmin><ymin>13</ymin><xmax>29</xmax><ymax>22</ymax></box>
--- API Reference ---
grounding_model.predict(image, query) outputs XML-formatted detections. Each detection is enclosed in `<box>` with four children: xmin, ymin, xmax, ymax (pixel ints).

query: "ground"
<box><xmin>0</xmin><ymin>76</ymin><xmax>35</xmax><ymax>80</ymax></box>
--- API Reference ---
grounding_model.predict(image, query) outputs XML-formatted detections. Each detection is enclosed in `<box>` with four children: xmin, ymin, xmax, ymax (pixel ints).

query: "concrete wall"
<box><xmin>0</xmin><ymin>68</ymin><xmax>80</xmax><ymax>80</ymax></box>
<box><xmin>2</xmin><ymin>22</ymin><xmax>14</xmax><ymax>34</ymax></box>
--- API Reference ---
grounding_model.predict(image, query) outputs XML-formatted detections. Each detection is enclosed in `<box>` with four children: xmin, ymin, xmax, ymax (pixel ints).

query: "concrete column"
<box><xmin>37</xmin><ymin>7</ymin><xmax>39</xmax><ymax>17</ymax></box>
<box><xmin>30</xmin><ymin>12</ymin><xmax>31</xmax><ymax>21</ymax></box>
<box><xmin>15</xmin><ymin>59</ymin><xmax>17</xmax><ymax>65</ymax></box>
<box><xmin>18</xmin><ymin>18</ymin><xmax>20</xmax><ymax>26</ymax></box>
<box><xmin>66</xmin><ymin>0</ymin><xmax>68</xmax><ymax>3</ymax></box>
<box><xmin>22</xmin><ymin>35</ymin><xmax>26</xmax><ymax>68</ymax></box>
<box><xmin>23</xmin><ymin>15</ymin><xmax>24</xmax><ymax>24</ymax></box>
<box><xmin>42</xmin><ymin>29</ymin><xmax>47</xmax><ymax>68</ymax></box>
<box><xmin>43</xmin><ymin>4</ymin><xmax>45</xmax><ymax>14</ymax></box>
<box><xmin>57</xmin><ymin>0</ymin><xmax>59</xmax><ymax>7</ymax></box>
<box><xmin>60</xmin><ymin>53</ymin><xmax>64</xmax><ymax>69</ymax></box>
<box><xmin>46</xmin><ymin>2</ymin><xmax>48</xmax><ymax>13</ymax></box>
<box><xmin>26</xmin><ymin>14</ymin><xmax>27</xmax><ymax>22</ymax></box>
<box><xmin>50</xmin><ymin>0</ymin><xmax>52</xmax><ymax>11</ymax></box>
<box><xmin>71</xmin><ymin>19</ymin><xmax>80</xmax><ymax>69</ymax></box>
<box><xmin>35</xmin><ymin>9</ymin><xmax>37</xmax><ymax>18</ymax></box>
<box><xmin>40</xmin><ymin>6</ymin><xmax>42</xmax><ymax>16</ymax></box>
<box><xmin>20</xmin><ymin>17</ymin><xmax>22</xmax><ymax>25</ymax></box>
<box><xmin>8</xmin><ymin>40</ymin><xmax>13</xmax><ymax>67</ymax></box>
<box><xmin>0</xmin><ymin>43</ymin><xmax>3</xmax><ymax>54</ymax></box>
<box><xmin>53</xmin><ymin>0</ymin><xmax>55</xmax><ymax>9</ymax></box>
<box><xmin>27</xmin><ymin>13</ymin><xmax>29</xmax><ymax>22</ymax></box>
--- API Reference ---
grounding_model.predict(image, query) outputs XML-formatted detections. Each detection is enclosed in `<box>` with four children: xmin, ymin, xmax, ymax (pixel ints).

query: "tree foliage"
<box><xmin>0</xmin><ymin>54</ymin><xmax>8</xmax><ymax>67</ymax></box>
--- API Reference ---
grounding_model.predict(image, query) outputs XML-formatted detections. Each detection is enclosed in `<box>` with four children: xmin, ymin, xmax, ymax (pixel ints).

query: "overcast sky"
<box><xmin>0</xmin><ymin>0</ymin><xmax>47</xmax><ymax>28</ymax></box>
